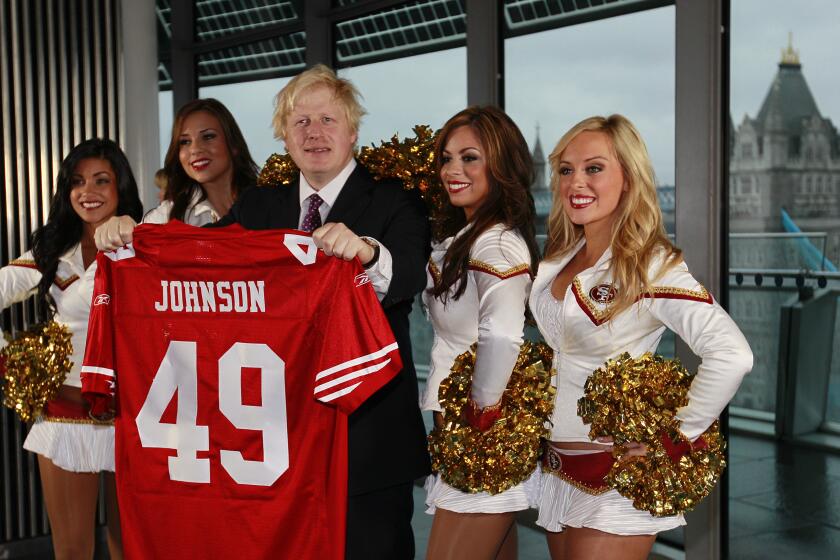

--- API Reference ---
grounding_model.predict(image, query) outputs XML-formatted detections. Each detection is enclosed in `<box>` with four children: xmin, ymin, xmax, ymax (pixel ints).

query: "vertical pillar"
<box><xmin>466</xmin><ymin>0</ymin><xmax>503</xmax><ymax>107</ymax></box>
<box><xmin>120</xmin><ymin>0</ymin><xmax>160</xmax><ymax>209</ymax></box>
<box><xmin>305</xmin><ymin>0</ymin><xmax>333</xmax><ymax>68</ymax></box>
<box><xmin>170</xmin><ymin>0</ymin><xmax>196</xmax><ymax>112</ymax></box>
<box><xmin>674</xmin><ymin>1</ymin><xmax>727</xmax><ymax>559</ymax></box>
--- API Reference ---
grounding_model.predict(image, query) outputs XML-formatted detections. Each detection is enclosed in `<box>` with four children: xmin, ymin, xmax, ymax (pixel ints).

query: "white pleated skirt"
<box><xmin>424</xmin><ymin>468</ymin><xmax>541</xmax><ymax>515</ymax></box>
<box><xmin>23</xmin><ymin>418</ymin><xmax>115</xmax><ymax>473</ymax></box>
<box><xmin>536</xmin><ymin>469</ymin><xmax>685</xmax><ymax>535</ymax></box>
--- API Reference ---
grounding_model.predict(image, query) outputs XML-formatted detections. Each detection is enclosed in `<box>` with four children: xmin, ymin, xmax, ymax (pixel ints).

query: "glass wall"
<box><xmin>199</xmin><ymin>77</ymin><xmax>293</xmax><ymax>168</ymax></box>
<box><xmin>339</xmin><ymin>47</ymin><xmax>467</xmax><ymax>148</ymax></box>
<box><xmin>728</xmin><ymin>1</ymin><xmax>840</xmax><ymax>557</ymax></box>
<box><xmin>341</xmin><ymin>47</ymin><xmax>468</xmax><ymax>377</ymax></box>
<box><xmin>505</xmin><ymin>6</ymin><xmax>677</xmax><ymax>357</ymax></box>
<box><xmin>159</xmin><ymin>90</ymin><xmax>174</xmax><ymax>166</ymax></box>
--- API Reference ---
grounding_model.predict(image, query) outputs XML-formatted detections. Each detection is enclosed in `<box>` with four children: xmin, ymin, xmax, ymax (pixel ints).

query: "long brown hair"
<box><xmin>164</xmin><ymin>98</ymin><xmax>258</xmax><ymax>221</ymax></box>
<box><xmin>432</xmin><ymin>106</ymin><xmax>539</xmax><ymax>301</ymax></box>
<box><xmin>544</xmin><ymin>114</ymin><xmax>681</xmax><ymax>320</ymax></box>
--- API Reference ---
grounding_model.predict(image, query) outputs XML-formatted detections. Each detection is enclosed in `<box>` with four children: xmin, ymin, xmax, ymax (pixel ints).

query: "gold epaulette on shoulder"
<box><xmin>467</xmin><ymin>259</ymin><xmax>530</xmax><ymax>280</ymax></box>
<box><xmin>9</xmin><ymin>258</ymin><xmax>37</xmax><ymax>269</ymax></box>
<box><xmin>647</xmin><ymin>285</ymin><xmax>712</xmax><ymax>304</ymax></box>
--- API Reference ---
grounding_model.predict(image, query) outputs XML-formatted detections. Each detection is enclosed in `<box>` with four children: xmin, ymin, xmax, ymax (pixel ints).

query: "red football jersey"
<box><xmin>81</xmin><ymin>221</ymin><xmax>402</xmax><ymax>560</ymax></box>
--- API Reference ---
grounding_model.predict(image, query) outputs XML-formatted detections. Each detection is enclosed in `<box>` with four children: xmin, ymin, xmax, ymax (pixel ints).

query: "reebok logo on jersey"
<box><xmin>94</xmin><ymin>294</ymin><xmax>111</xmax><ymax>306</ymax></box>
<box><xmin>354</xmin><ymin>272</ymin><xmax>370</xmax><ymax>287</ymax></box>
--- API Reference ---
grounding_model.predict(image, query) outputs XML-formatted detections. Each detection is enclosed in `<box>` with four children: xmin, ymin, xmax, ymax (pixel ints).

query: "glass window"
<box><xmin>340</xmin><ymin>47</ymin><xmax>467</xmax><ymax>379</ymax></box>
<box><xmin>335</xmin><ymin>0</ymin><xmax>465</xmax><ymax>66</ymax></box>
<box><xmin>505</xmin><ymin>6</ymin><xmax>675</xmax><ymax>238</ymax></box>
<box><xmin>506</xmin><ymin>4</ymin><xmax>679</xmax><ymax>546</ymax></box>
<box><xmin>338</xmin><ymin>47</ymin><xmax>467</xmax><ymax>149</ymax></box>
<box><xmin>194</xmin><ymin>0</ymin><xmax>302</xmax><ymax>41</ymax></box>
<box><xmin>159</xmin><ymin>90</ymin><xmax>173</xmax><ymax>166</ymax></box>
<box><xmin>199</xmin><ymin>76</ymin><xmax>293</xmax><ymax>168</ymax></box>
<box><xmin>197</xmin><ymin>34</ymin><xmax>305</xmax><ymax>89</ymax></box>
<box><xmin>729</xmin><ymin>1</ymin><xmax>840</xmax><ymax>558</ymax></box>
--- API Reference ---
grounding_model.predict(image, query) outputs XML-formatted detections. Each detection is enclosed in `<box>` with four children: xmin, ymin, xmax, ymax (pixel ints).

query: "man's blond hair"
<box><xmin>272</xmin><ymin>64</ymin><xmax>366</xmax><ymax>141</ymax></box>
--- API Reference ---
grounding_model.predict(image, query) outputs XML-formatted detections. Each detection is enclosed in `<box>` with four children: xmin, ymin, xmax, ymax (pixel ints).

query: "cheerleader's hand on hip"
<box><xmin>597</xmin><ymin>436</ymin><xmax>648</xmax><ymax>461</ymax></box>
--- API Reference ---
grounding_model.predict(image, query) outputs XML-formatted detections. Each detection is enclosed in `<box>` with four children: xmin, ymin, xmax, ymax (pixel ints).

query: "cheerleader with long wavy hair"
<box><xmin>0</xmin><ymin>139</ymin><xmax>143</xmax><ymax>559</ymax></box>
<box><xmin>94</xmin><ymin>98</ymin><xmax>258</xmax><ymax>249</ymax></box>
<box><xmin>422</xmin><ymin>106</ymin><xmax>541</xmax><ymax>560</ymax></box>
<box><xmin>531</xmin><ymin>114</ymin><xmax>752</xmax><ymax>559</ymax></box>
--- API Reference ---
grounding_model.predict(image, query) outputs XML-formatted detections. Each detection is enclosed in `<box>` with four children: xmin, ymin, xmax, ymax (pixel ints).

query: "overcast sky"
<box><xmin>159</xmin><ymin>0</ymin><xmax>839</xmax><ymax>187</ymax></box>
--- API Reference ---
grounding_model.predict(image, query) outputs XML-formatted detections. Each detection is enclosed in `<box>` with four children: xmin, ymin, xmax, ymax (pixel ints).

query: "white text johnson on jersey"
<box><xmin>152</xmin><ymin>280</ymin><xmax>266</xmax><ymax>313</ymax></box>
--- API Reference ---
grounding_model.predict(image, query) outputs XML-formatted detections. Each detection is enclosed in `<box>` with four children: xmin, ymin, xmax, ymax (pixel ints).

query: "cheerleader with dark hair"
<box><xmin>0</xmin><ymin>138</ymin><xmax>142</xmax><ymax>559</ymax></box>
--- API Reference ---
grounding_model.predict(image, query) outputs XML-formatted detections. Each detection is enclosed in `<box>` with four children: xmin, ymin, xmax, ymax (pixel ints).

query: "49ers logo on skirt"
<box><xmin>588</xmin><ymin>284</ymin><xmax>616</xmax><ymax>304</ymax></box>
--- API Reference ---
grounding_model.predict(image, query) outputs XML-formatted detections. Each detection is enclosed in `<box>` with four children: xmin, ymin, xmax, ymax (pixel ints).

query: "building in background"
<box><xmin>728</xmin><ymin>39</ymin><xmax>840</xmax><ymax>413</ymax></box>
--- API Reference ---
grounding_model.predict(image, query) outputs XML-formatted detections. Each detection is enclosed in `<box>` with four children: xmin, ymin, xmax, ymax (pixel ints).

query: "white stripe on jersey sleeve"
<box><xmin>80</xmin><ymin>366</ymin><xmax>115</xmax><ymax>377</ymax></box>
<box><xmin>313</xmin><ymin>358</ymin><xmax>391</xmax><ymax>394</ymax></box>
<box><xmin>314</xmin><ymin>342</ymin><xmax>399</xmax><ymax>381</ymax></box>
<box><xmin>317</xmin><ymin>382</ymin><xmax>362</xmax><ymax>403</ymax></box>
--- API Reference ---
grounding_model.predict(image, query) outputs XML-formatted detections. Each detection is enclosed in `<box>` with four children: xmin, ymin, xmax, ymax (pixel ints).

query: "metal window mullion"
<box><xmin>82</xmin><ymin>0</ymin><xmax>94</xmax><ymax>137</ymax></box>
<box><xmin>70</xmin><ymin>0</ymin><xmax>82</xmax><ymax>145</ymax></box>
<box><xmin>304</xmin><ymin>0</ymin><xmax>333</xmax><ymax>68</ymax></box>
<box><xmin>47</xmin><ymin>0</ymin><xmax>61</xmax><ymax>217</ymax></box>
<box><xmin>0</xmin><ymin>0</ymin><xmax>14</xmax><ymax>539</ymax></box>
<box><xmin>35</xmin><ymin>0</ymin><xmax>50</xmax><ymax>227</ymax></box>
<box><xmin>58</xmin><ymin>0</ymin><xmax>71</xmax><ymax>155</ymax></box>
<box><xmin>93</xmin><ymin>0</ymin><xmax>105</xmax><ymax>139</ymax></box>
<box><xmin>675</xmin><ymin>0</ymin><xmax>726</xmax><ymax>558</ymax></box>
<box><xmin>105</xmin><ymin>0</ymin><xmax>117</xmax><ymax>140</ymax></box>
<box><xmin>8</xmin><ymin>10</ymin><xmax>28</xmax><ymax>544</ymax></box>
<box><xmin>466</xmin><ymin>0</ymin><xmax>503</xmax><ymax>107</ymax></box>
<box><xmin>171</xmin><ymin>0</ymin><xmax>197</xmax><ymax>111</ymax></box>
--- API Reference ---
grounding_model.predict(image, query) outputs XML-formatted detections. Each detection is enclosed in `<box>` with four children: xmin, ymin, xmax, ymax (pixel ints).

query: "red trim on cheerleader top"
<box><xmin>9</xmin><ymin>259</ymin><xmax>79</xmax><ymax>291</ymax></box>
<box><xmin>572</xmin><ymin>279</ymin><xmax>713</xmax><ymax>326</ymax></box>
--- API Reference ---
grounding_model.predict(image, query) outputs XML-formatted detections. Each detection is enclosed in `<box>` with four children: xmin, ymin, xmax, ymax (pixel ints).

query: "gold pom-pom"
<box><xmin>1</xmin><ymin>321</ymin><xmax>73</xmax><ymax>422</ymax></box>
<box><xmin>428</xmin><ymin>341</ymin><xmax>555</xmax><ymax>495</ymax></box>
<box><xmin>256</xmin><ymin>126</ymin><xmax>450</xmax><ymax>240</ymax></box>
<box><xmin>577</xmin><ymin>352</ymin><xmax>726</xmax><ymax>516</ymax></box>
<box><xmin>256</xmin><ymin>153</ymin><xmax>298</xmax><ymax>187</ymax></box>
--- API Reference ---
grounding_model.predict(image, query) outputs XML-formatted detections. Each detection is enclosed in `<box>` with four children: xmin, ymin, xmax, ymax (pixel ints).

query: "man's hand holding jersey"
<box><xmin>312</xmin><ymin>222</ymin><xmax>378</xmax><ymax>266</ymax></box>
<box><xmin>95</xmin><ymin>215</ymin><xmax>138</xmax><ymax>251</ymax></box>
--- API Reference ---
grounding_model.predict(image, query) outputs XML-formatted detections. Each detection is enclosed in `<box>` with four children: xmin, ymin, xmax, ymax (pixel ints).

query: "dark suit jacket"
<box><xmin>215</xmin><ymin>163</ymin><xmax>432</xmax><ymax>495</ymax></box>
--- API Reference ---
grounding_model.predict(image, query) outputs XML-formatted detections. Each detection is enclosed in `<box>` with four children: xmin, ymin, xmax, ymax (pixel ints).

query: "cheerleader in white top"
<box><xmin>530</xmin><ymin>115</ymin><xmax>753</xmax><ymax>559</ymax></box>
<box><xmin>422</xmin><ymin>106</ymin><xmax>541</xmax><ymax>560</ymax></box>
<box><xmin>0</xmin><ymin>139</ymin><xmax>143</xmax><ymax>560</ymax></box>
<box><xmin>95</xmin><ymin>98</ymin><xmax>258</xmax><ymax>248</ymax></box>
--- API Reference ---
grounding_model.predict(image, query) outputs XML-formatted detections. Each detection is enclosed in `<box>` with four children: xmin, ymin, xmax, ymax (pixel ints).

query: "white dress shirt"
<box><xmin>298</xmin><ymin>158</ymin><xmax>393</xmax><ymax>300</ymax></box>
<box><xmin>143</xmin><ymin>188</ymin><xmax>221</xmax><ymax>226</ymax></box>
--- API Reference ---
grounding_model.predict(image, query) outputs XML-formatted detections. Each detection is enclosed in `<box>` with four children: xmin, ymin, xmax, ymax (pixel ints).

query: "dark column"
<box><xmin>305</xmin><ymin>0</ymin><xmax>333</xmax><ymax>68</ymax></box>
<box><xmin>466</xmin><ymin>0</ymin><xmax>503</xmax><ymax>107</ymax></box>
<box><xmin>171</xmin><ymin>0</ymin><xmax>197</xmax><ymax>112</ymax></box>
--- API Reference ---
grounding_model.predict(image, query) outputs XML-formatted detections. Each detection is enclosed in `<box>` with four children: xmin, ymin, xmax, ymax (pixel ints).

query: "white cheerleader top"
<box><xmin>142</xmin><ymin>188</ymin><xmax>220</xmax><ymax>225</ymax></box>
<box><xmin>420</xmin><ymin>223</ymin><xmax>532</xmax><ymax>412</ymax></box>
<box><xmin>530</xmin><ymin>240</ymin><xmax>753</xmax><ymax>443</ymax></box>
<box><xmin>0</xmin><ymin>245</ymin><xmax>96</xmax><ymax>388</ymax></box>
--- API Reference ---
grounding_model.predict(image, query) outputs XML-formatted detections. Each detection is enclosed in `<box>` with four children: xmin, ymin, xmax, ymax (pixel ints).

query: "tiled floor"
<box><xmin>727</xmin><ymin>434</ymin><xmax>840</xmax><ymax>559</ymax></box>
